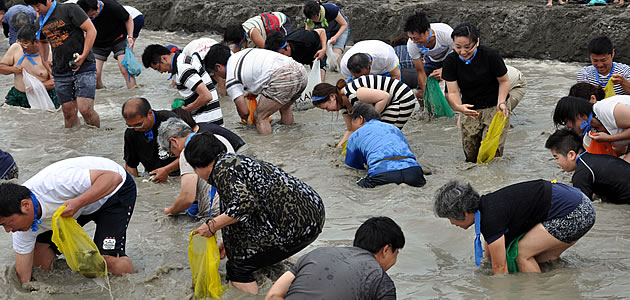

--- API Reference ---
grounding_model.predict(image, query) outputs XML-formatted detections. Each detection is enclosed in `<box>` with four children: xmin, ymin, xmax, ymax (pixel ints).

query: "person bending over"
<box><xmin>340</xmin><ymin>40</ymin><xmax>401</xmax><ymax>80</ymax></box>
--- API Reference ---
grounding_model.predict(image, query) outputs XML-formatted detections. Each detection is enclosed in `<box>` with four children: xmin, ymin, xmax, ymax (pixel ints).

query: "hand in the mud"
<box><xmin>590</xmin><ymin>131</ymin><xmax>611</xmax><ymax>143</ymax></box>
<box><xmin>429</xmin><ymin>68</ymin><xmax>443</xmax><ymax>81</ymax></box>
<box><xmin>149</xmin><ymin>167</ymin><xmax>169</xmax><ymax>183</ymax></box>
<box><xmin>611</xmin><ymin>74</ymin><xmax>627</xmax><ymax>86</ymax></box>
<box><xmin>314</xmin><ymin>48</ymin><xmax>326</xmax><ymax>61</ymax></box>
<box><xmin>61</xmin><ymin>199</ymin><xmax>82</xmax><ymax>218</ymax></box>
<box><xmin>414</xmin><ymin>89</ymin><xmax>424</xmax><ymax>99</ymax></box>
<box><xmin>457</xmin><ymin>104</ymin><xmax>479</xmax><ymax>117</ymax></box>
<box><xmin>218</xmin><ymin>241</ymin><xmax>226</xmax><ymax>259</ymax></box>
<box><xmin>163</xmin><ymin>207</ymin><xmax>172</xmax><ymax>215</ymax></box>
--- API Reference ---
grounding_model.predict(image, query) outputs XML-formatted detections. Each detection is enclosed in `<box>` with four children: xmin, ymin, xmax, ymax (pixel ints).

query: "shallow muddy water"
<box><xmin>1</xmin><ymin>30</ymin><xmax>629</xmax><ymax>299</ymax></box>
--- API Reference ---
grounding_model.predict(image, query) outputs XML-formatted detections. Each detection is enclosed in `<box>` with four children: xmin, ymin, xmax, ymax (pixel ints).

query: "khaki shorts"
<box><xmin>461</xmin><ymin>107</ymin><xmax>510</xmax><ymax>162</ymax></box>
<box><xmin>261</xmin><ymin>61</ymin><xmax>308</xmax><ymax>105</ymax></box>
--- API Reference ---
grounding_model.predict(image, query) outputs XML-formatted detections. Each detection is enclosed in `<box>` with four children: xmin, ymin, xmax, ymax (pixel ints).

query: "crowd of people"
<box><xmin>0</xmin><ymin>0</ymin><xmax>629</xmax><ymax>298</ymax></box>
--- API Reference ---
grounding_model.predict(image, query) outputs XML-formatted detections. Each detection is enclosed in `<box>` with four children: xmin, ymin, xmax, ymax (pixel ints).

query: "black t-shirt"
<box><xmin>286</xmin><ymin>29</ymin><xmax>321</xmax><ymax>66</ymax></box>
<box><xmin>197</xmin><ymin>122</ymin><xmax>246</xmax><ymax>152</ymax></box>
<box><xmin>123</xmin><ymin>110</ymin><xmax>178</xmax><ymax>172</ymax></box>
<box><xmin>91</xmin><ymin>0</ymin><xmax>129</xmax><ymax>48</ymax></box>
<box><xmin>574</xmin><ymin>152</ymin><xmax>630</xmax><ymax>204</ymax></box>
<box><xmin>38</xmin><ymin>2</ymin><xmax>95</xmax><ymax>74</ymax></box>
<box><xmin>442</xmin><ymin>45</ymin><xmax>508</xmax><ymax>109</ymax></box>
<box><xmin>480</xmin><ymin>180</ymin><xmax>552</xmax><ymax>246</ymax></box>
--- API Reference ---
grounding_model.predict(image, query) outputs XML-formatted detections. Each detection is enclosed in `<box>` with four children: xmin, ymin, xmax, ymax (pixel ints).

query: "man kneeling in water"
<box><xmin>0</xmin><ymin>24</ymin><xmax>58</xmax><ymax>108</ymax></box>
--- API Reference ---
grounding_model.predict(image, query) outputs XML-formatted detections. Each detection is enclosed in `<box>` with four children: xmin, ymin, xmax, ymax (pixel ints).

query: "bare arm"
<box><xmin>413</xmin><ymin>58</ymin><xmax>427</xmax><ymax>96</ymax></box>
<box><xmin>496</xmin><ymin>74</ymin><xmax>510</xmax><ymax>117</ymax></box>
<box><xmin>15</xmin><ymin>252</ymin><xmax>34</xmax><ymax>284</ymax></box>
<box><xmin>149</xmin><ymin>158</ymin><xmax>180</xmax><ymax>183</ymax></box>
<box><xmin>0</xmin><ymin>44</ymin><xmax>18</xmax><ymax>75</ymax></box>
<box><xmin>125</xmin><ymin>15</ymin><xmax>134</xmax><ymax>49</ymax></box>
<box><xmin>266</xmin><ymin>271</ymin><xmax>296</xmax><ymax>300</ymax></box>
<box><xmin>164</xmin><ymin>174</ymin><xmax>197</xmax><ymax>215</ymax></box>
<box><xmin>38</xmin><ymin>40</ymin><xmax>51</xmax><ymax>74</ymax></box>
<box><xmin>355</xmin><ymin>87</ymin><xmax>390</xmax><ymax>113</ymax></box>
<box><xmin>193</xmin><ymin>213</ymin><xmax>239</xmax><ymax>237</ymax></box>
<box><xmin>314</xmin><ymin>28</ymin><xmax>327</xmax><ymax>60</ymax></box>
<box><xmin>61</xmin><ymin>170</ymin><xmax>123</xmax><ymax>217</ymax></box>
<box><xmin>329</xmin><ymin>12</ymin><xmax>348</xmax><ymax>43</ymax></box>
<box><xmin>249</xmin><ymin>28</ymin><xmax>265</xmax><ymax>49</ymax></box>
<box><xmin>74</xmin><ymin>19</ymin><xmax>96</xmax><ymax>70</ymax></box>
<box><xmin>337</xmin><ymin>113</ymin><xmax>353</xmax><ymax>148</ymax></box>
<box><xmin>446</xmin><ymin>80</ymin><xmax>479</xmax><ymax>117</ymax></box>
<box><xmin>183</xmin><ymin>83</ymin><xmax>214</xmax><ymax>112</ymax></box>
<box><xmin>487</xmin><ymin>235</ymin><xmax>508</xmax><ymax>275</ymax></box>
<box><xmin>125</xmin><ymin>164</ymin><xmax>138</xmax><ymax>177</ymax></box>
<box><xmin>234</xmin><ymin>95</ymin><xmax>250</xmax><ymax>120</ymax></box>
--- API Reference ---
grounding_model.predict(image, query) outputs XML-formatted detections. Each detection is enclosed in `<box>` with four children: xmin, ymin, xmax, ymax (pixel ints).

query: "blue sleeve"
<box><xmin>345</xmin><ymin>136</ymin><xmax>366</xmax><ymax>170</ymax></box>
<box><xmin>324</xmin><ymin>4</ymin><xmax>340</xmax><ymax>21</ymax></box>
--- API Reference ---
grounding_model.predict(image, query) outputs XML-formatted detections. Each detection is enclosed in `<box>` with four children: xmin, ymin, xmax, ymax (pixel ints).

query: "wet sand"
<box><xmin>1</xmin><ymin>31</ymin><xmax>630</xmax><ymax>299</ymax></box>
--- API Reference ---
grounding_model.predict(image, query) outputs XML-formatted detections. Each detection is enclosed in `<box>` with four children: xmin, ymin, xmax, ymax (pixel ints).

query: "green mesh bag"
<box><xmin>423</xmin><ymin>77</ymin><xmax>454</xmax><ymax>118</ymax></box>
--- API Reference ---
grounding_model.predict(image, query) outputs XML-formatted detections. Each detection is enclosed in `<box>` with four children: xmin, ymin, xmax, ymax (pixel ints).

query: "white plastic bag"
<box><xmin>294</xmin><ymin>59</ymin><xmax>322</xmax><ymax>111</ymax></box>
<box><xmin>23</xmin><ymin>69</ymin><xmax>54</xmax><ymax>110</ymax></box>
<box><xmin>326</xmin><ymin>43</ymin><xmax>340</xmax><ymax>73</ymax></box>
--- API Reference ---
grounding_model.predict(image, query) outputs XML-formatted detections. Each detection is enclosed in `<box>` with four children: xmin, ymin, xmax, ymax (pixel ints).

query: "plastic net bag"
<box><xmin>22</xmin><ymin>69</ymin><xmax>55</xmax><ymax>110</ymax></box>
<box><xmin>423</xmin><ymin>77</ymin><xmax>454</xmax><ymax>118</ymax></box>
<box><xmin>51</xmin><ymin>206</ymin><xmax>107</xmax><ymax>278</ymax></box>
<box><xmin>188</xmin><ymin>232</ymin><xmax>226</xmax><ymax>299</ymax></box>
<box><xmin>121</xmin><ymin>46</ymin><xmax>142</xmax><ymax>79</ymax></box>
<box><xmin>294</xmin><ymin>59</ymin><xmax>322</xmax><ymax>111</ymax></box>
<box><xmin>604</xmin><ymin>77</ymin><xmax>616</xmax><ymax>99</ymax></box>
<box><xmin>477</xmin><ymin>111</ymin><xmax>508</xmax><ymax>164</ymax></box>
<box><xmin>326</xmin><ymin>44</ymin><xmax>340</xmax><ymax>73</ymax></box>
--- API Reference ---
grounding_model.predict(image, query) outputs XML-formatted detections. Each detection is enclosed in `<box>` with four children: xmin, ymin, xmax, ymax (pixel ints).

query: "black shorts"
<box><xmin>36</xmin><ymin>172</ymin><xmax>136</xmax><ymax>257</ymax></box>
<box><xmin>226</xmin><ymin>234</ymin><xmax>318</xmax><ymax>283</ymax></box>
<box><xmin>357</xmin><ymin>166</ymin><xmax>426</xmax><ymax>188</ymax></box>
<box><xmin>132</xmin><ymin>15</ymin><xmax>144</xmax><ymax>38</ymax></box>
<box><xmin>92</xmin><ymin>38</ymin><xmax>127</xmax><ymax>61</ymax></box>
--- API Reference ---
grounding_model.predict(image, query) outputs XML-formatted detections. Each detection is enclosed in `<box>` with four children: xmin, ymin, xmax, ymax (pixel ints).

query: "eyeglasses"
<box><xmin>126</xmin><ymin>117</ymin><xmax>147</xmax><ymax>128</ymax></box>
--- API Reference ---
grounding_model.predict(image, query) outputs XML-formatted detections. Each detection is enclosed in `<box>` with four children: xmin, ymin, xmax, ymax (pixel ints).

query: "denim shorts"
<box><xmin>53</xmin><ymin>67</ymin><xmax>97</xmax><ymax>104</ymax></box>
<box><xmin>93</xmin><ymin>38</ymin><xmax>127</xmax><ymax>61</ymax></box>
<box><xmin>331</xmin><ymin>25</ymin><xmax>350</xmax><ymax>50</ymax></box>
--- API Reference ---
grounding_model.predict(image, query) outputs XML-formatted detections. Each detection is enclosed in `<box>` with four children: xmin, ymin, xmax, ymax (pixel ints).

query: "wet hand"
<box><xmin>590</xmin><ymin>131</ymin><xmax>611</xmax><ymax>142</ymax></box>
<box><xmin>314</xmin><ymin>49</ymin><xmax>326</xmax><ymax>60</ymax></box>
<box><xmin>218</xmin><ymin>241</ymin><xmax>226</xmax><ymax>259</ymax></box>
<box><xmin>72</xmin><ymin>54</ymin><xmax>87</xmax><ymax>72</ymax></box>
<box><xmin>149</xmin><ymin>167</ymin><xmax>169</xmax><ymax>183</ymax></box>
<box><xmin>127</xmin><ymin>37</ymin><xmax>134</xmax><ymax>50</ymax></box>
<box><xmin>429</xmin><ymin>68</ymin><xmax>443</xmax><ymax>81</ymax></box>
<box><xmin>457</xmin><ymin>104</ymin><xmax>479</xmax><ymax>117</ymax></box>
<box><xmin>163</xmin><ymin>207</ymin><xmax>172</xmax><ymax>215</ymax></box>
<box><xmin>61</xmin><ymin>199</ymin><xmax>81</xmax><ymax>218</ymax></box>
<box><xmin>414</xmin><ymin>89</ymin><xmax>424</xmax><ymax>99</ymax></box>
<box><xmin>611</xmin><ymin>74</ymin><xmax>626</xmax><ymax>85</ymax></box>
<box><xmin>497</xmin><ymin>102</ymin><xmax>509</xmax><ymax>117</ymax></box>
<box><xmin>193</xmin><ymin>222</ymin><xmax>214</xmax><ymax>238</ymax></box>
<box><xmin>328</xmin><ymin>37</ymin><xmax>338</xmax><ymax>45</ymax></box>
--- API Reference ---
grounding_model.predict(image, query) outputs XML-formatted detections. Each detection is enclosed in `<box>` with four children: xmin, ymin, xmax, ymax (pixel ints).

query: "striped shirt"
<box><xmin>577</xmin><ymin>63</ymin><xmax>630</xmax><ymax>95</ymax></box>
<box><xmin>173</xmin><ymin>52</ymin><xmax>223</xmax><ymax>125</ymax></box>
<box><xmin>344</xmin><ymin>75</ymin><xmax>416</xmax><ymax>129</ymax></box>
<box><xmin>242</xmin><ymin>12</ymin><xmax>288</xmax><ymax>47</ymax></box>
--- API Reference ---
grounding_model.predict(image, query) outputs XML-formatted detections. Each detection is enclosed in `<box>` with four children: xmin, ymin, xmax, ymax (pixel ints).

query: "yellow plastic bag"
<box><xmin>604</xmin><ymin>77</ymin><xmax>616</xmax><ymax>99</ymax></box>
<box><xmin>51</xmin><ymin>206</ymin><xmax>107</xmax><ymax>278</ymax></box>
<box><xmin>188</xmin><ymin>232</ymin><xmax>226</xmax><ymax>299</ymax></box>
<box><xmin>341</xmin><ymin>140</ymin><xmax>348</xmax><ymax>156</ymax></box>
<box><xmin>476</xmin><ymin>111</ymin><xmax>508</xmax><ymax>164</ymax></box>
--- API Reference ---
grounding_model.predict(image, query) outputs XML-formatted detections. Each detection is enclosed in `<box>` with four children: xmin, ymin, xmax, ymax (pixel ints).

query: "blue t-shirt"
<box><xmin>320</xmin><ymin>3</ymin><xmax>347</xmax><ymax>35</ymax></box>
<box><xmin>548</xmin><ymin>183</ymin><xmax>583</xmax><ymax>219</ymax></box>
<box><xmin>3</xmin><ymin>5</ymin><xmax>37</xmax><ymax>45</ymax></box>
<box><xmin>345</xmin><ymin>119</ymin><xmax>419</xmax><ymax>176</ymax></box>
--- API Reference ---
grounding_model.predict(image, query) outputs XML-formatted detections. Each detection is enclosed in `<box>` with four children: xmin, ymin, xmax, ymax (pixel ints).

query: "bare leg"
<box><xmin>515</xmin><ymin>223</ymin><xmax>573</xmax><ymax>272</ymax></box>
<box><xmin>546</xmin><ymin>0</ymin><xmax>553</xmax><ymax>6</ymax></box>
<box><xmin>95</xmin><ymin>59</ymin><xmax>106</xmax><ymax>89</ymax></box>
<box><xmin>231</xmin><ymin>281</ymin><xmax>258</xmax><ymax>295</ymax></box>
<box><xmin>333</xmin><ymin>48</ymin><xmax>343</xmax><ymax>68</ymax></box>
<box><xmin>116</xmin><ymin>54</ymin><xmax>136</xmax><ymax>89</ymax></box>
<box><xmin>278</xmin><ymin>102</ymin><xmax>294</xmax><ymax>125</ymax></box>
<box><xmin>320</xmin><ymin>69</ymin><xmax>326</xmax><ymax>82</ymax></box>
<box><xmin>103</xmin><ymin>255</ymin><xmax>134</xmax><ymax>275</ymax></box>
<box><xmin>254</xmin><ymin>95</ymin><xmax>283</xmax><ymax>135</ymax></box>
<box><xmin>32</xmin><ymin>243</ymin><xmax>56</xmax><ymax>270</ymax></box>
<box><xmin>77</xmin><ymin>97</ymin><xmax>100</xmax><ymax>128</ymax></box>
<box><xmin>61</xmin><ymin>101</ymin><xmax>81</xmax><ymax>128</ymax></box>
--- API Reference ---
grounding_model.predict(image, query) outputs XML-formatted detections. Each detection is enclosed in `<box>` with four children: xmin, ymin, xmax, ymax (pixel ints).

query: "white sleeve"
<box><xmin>407</xmin><ymin>39</ymin><xmax>421</xmax><ymax>60</ymax></box>
<box><xmin>12</xmin><ymin>231</ymin><xmax>38</xmax><ymax>255</ymax></box>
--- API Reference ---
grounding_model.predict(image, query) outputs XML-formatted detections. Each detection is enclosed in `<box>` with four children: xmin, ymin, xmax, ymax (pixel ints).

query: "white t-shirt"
<box><xmin>13</xmin><ymin>157</ymin><xmax>127</xmax><ymax>255</ymax></box>
<box><xmin>340</xmin><ymin>40</ymin><xmax>400</xmax><ymax>78</ymax></box>
<box><xmin>225</xmin><ymin>48</ymin><xmax>295</xmax><ymax>100</ymax></box>
<box><xmin>123</xmin><ymin>6</ymin><xmax>142</xmax><ymax>19</ymax></box>
<box><xmin>406</xmin><ymin>23</ymin><xmax>454</xmax><ymax>63</ymax></box>
<box><xmin>183</xmin><ymin>38</ymin><xmax>218</xmax><ymax>60</ymax></box>
<box><xmin>593</xmin><ymin>95</ymin><xmax>630</xmax><ymax>146</ymax></box>
<box><xmin>179</xmin><ymin>134</ymin><xmax>235</xmax><ymax>176</ymax></box>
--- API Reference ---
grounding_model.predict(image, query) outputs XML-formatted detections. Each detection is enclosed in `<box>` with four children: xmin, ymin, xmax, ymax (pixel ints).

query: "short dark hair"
<box><xmin>350</xmin><ymin>102</ymin><xmax>380</xmax><ymax>121</ymax></box>
<box><xmin>347</xmin><ymin>53</ymin><xmax>370</xmax><ymax>75</ymax></box>
<box><xmin>184</xmin><ymin>132</ymin><xmax>227</xmax><ymax>169</ymax></box>
<box><xmin>451</xmin><ymin>22</ymin><xmax>480</xmax><ymax>43</ymax></box>
<box><xmin>172</xmin><ymin>107</ymin><xmax>197</xmax><ymax>128</ymax></box>
<box><xmin>588</xmin><ymin>35</ymin><xmax>614</xmax><ymax>56</ymax></box>
<box><xmin>303</xmin><ymin>0</ymin><xmax>320</xmax><ymax>19</ymax></box>
<box><xmin>545</xmin><ymin>128</ymin><xmax>584</xmax><ymax>155</ymax></box>
<box><xmin>141</xmin><ymin>44</ymin><xmax>171</xmax><ymax>68</ymax></box>
<box><xmin>312</xmin><ymin>80</ymin><xmax>345</xmax><ymax>108</ymax></box>
<box><xmin>353</xmin><ymin>216</ymin><xmax>405</xmax><ymax>253</ymax></box>
<box><xmin>204</xmin><ymin>44</ymin><xmax>231</xmax><ymax>72</ymax></box>
<box><xmin>77</xmin><ymin>0</ymin><xmax>98</xmax><ymax>12</ymax></box>
<box><xmin>264</xmin><ymin>30</ymin><xmax>287</xmax><ymax>52</ymax></box>
<box><xmin>391</xmin><ymin>34</ymin><xmax>409</xmax><ymax>48</ymax></box>
<box><xmin>122</xmin><ymin>97</ymin><xmax>152</xmax><ymax>119</ymax></box>
<box><xmin>0</xmin><ymin>183</ymin><xmax>31</xmax><ymax>217</ymax></box>
<box><xmin>17</xmin><ymin>24</ymin><xmax>37</xmax><ymax>43</ymax></box>
<box><xmin>404</xmin><ymin>12</ymin><xmax>430</xmax><ymax>34</ymax></box>
<box><xmin>24</xmin><ymin>0</ymin><xmax>47</xmax><ymax>5</ymax></box>
<box><xmin>569</xmin><ymin>82</ymin><xmax>605</xmax><ymax>102</ymax></box>
<box><xmin>552</xmin><ymin>96</ymin><xmax>594</xmax><ymax>127</ymax></box>
<box><xmin>224</xmin><ymin>24</ymin><xmax>245</xmax><ymax>45</ymax></box>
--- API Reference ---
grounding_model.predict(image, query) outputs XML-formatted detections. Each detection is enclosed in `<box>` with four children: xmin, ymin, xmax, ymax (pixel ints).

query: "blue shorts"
<box><xmin>53</xmin><ymin>64</ymin><xmax>97</xmax><ymax>104</ymax></box>
<box><xmin>132</xmin><ymin>15</ymin><xmax>144</xmax><ymax>38</ymax></box>
<box><xmin>330</xmin><ymin>25</ymin><xmax>350</xmax><ymax>50</ymax></box>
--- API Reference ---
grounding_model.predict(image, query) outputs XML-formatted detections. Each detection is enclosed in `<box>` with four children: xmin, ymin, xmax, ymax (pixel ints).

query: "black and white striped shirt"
<box><xmin>344</xmin><ymin>75</ymin><xmax>416</xmax><ymax>128</ymax></box>
<box><xmin>173</xmin><ymin>52</ymin><xmax>223</xmax><ymax>125</ymax></box>
<box><xmin>577</xmin><ymin>63</ymin><xmax>630</xmax><ymax>96</ymax></box>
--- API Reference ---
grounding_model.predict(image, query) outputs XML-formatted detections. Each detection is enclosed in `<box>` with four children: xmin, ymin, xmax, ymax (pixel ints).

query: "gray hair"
<box><xmin>157</xmin><ymin>117</ymin><xmax>193</xmax><ymax>151</ymax></box>
<box><xmin>433</xmin><ymin>180</ymin><xmax>480</xmax><ymax>221</ymax></box>
<box><xmin>350</xmin><ymin>102</ymin><xmax>380</xmax><ymax>121</ymax></box>
<box><xmin>12</xmin><ymin>12</ymin><xmax>33</xmax><ymax>29</ymax></box>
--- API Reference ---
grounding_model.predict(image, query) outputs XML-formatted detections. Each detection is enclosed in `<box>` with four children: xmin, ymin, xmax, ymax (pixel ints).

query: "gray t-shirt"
<box><xmin>286</xmin><ymin>247</ymin><xmax>396</xmax><ymax>300</ymax></box>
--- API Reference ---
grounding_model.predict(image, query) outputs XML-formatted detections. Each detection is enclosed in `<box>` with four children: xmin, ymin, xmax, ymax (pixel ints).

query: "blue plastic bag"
<box><xmin>121</xmin><ymin>46</ymin><xmax>142</xmax><ymax>80</ymax></box>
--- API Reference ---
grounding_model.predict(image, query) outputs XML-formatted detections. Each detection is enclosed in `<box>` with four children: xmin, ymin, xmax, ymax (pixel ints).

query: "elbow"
<box><xmin>492</xmin><ymin>262</ymin><xmax>508</xmax><ymax>275</ymax></box>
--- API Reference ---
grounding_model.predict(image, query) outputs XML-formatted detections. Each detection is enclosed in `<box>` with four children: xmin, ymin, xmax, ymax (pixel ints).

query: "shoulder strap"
<box><xmin>235</xmin><ymin>49</ymin><xmax>254</xmax><ymax>85</ymax></box>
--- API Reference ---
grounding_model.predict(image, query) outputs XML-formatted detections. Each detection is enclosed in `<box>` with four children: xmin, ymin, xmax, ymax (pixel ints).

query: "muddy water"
<box><xmin>1</xmin><ymin>30</ymin><xmax>629</xmax><ymax>299</ymax></box>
